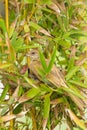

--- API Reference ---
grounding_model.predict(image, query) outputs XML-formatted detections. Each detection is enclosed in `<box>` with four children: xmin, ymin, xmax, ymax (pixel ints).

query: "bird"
<box><xmin>26</xmin><ymin>49</ymin><xmax>87</xmax><ymax>111</ymax></box>
<box><xmin>26</xmin><ymin>49</ymin><xmax>67</xmax><ymax>88</ymax></box>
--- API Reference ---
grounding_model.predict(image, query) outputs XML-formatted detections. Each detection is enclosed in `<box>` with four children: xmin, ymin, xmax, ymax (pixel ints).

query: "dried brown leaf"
<box><xmin>48</xmin><ymin>2</ymin><xmax>60</xmax><ymax>15</ymax></box>
<box><xmin>43</xmin><ymin>118</ymin><xmax>48</xmax><ymax>130</ymax></box>
<box><xmin>40</xmin><ymin>28</ymin><xmax>51</xmax><ymax>37</ymax></box>
<box><xmin>1</xmin><ymin>111</ymin><xmax>27</xmax><ymax>122</ymax></box>
<box><xmin>75</xmin><ymin>52</ymin><xmax>87</xmax><ymax>66</ymax></box>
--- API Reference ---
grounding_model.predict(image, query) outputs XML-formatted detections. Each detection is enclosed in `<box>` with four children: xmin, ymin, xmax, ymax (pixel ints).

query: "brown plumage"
<box><xmin>27</xmin><ymin>49</ymin><xmax>67</xmax><ymax>88</ymax></box>
<box><xmin>27</xmin><ymin>49</ymin><xmax>87</xmax><ymax>110</ymax></box>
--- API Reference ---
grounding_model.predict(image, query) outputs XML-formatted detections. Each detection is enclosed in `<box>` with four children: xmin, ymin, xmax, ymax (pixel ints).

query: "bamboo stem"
<box><xmin>5</xmin><ymin>0</ymin><xmax>9</xmax><ymax>31</ymax></box>
<box><xmin>5</xmin><ymin>0</ymin><xmax>14</xmax><ymax>129</ymax></box>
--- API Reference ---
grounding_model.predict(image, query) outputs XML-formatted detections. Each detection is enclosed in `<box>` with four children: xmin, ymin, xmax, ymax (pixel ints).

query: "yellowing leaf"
<box><xmin>29</xmin><ymin>22</ymin><xmax>51</xmax><ymax>36</ymax></box>
<box><xmin>24</xmin><ymin>76</ymin><xmax>37</xmax><ymax>88</ymax></box>
<box><xmin>66</xmin><ymin>108</ymin><xmax>86</xmax><ymax>130</ymax></box>
<box><xmin>18</xmin><ymin>88</ymin><xmax>40</xmax><ymax>104</ymax></box>
<box><xmin>24</xmin><ymin>24</ymin><xmax>30</xmax><ymax>33</ymax></box>
<box><xmin>0</xmin><ymin>63</ymin><xmax>12</xmax><ymax>69</ymax></box>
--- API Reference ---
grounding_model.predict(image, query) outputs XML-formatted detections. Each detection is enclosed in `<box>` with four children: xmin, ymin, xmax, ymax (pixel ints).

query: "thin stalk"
<box><xmin>9</xmin><ymin>90</ymin><xmax>14</xmax><ymax>130</ymax></box>
<box><xmin>5</xmin><ymin>0</ymin><xmax>14</xmax><ymax>129</ymax></box>
<box><xmin>5</xmin><ymin>0</ymin><xmax>9</xmax><ymax>31</ymax></box>
<box><xmin>27</xmin><ymin>0</ymin><xmax>40</xmax><ymax>21</ymax></box>
<box><xmin>26</xmin><ymin>37</ymin><xmax>31</xmax><ymax>68</ymax></box>
<box><xmin>30</xmin><ymin>107</ymin><xmax>37</xmax><ymax>130</ymax></box>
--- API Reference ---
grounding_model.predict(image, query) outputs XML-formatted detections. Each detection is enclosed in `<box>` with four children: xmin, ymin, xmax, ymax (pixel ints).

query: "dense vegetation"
<box><xmin>0</xmin><ymin>0</ymin><xmax>87</xmax><ymax>130</ymax></box>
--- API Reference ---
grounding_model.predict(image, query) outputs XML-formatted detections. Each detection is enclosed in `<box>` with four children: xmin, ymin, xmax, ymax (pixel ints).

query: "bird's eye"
<box><xmin>31</xmin><ymin>52</ymin><xmax>35</xmax><ymax>55</ymax></box>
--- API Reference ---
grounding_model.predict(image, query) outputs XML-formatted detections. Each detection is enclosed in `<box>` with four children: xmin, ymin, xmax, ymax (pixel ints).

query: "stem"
<box><xmin>30</xmin><ymin>107</ymin><xmax>37</xmax><ymax>130</ymax></box>
<box><xmin>10</xmin><ymin>109</ymin><xmax>14</xmax><ymax>130</ymax></box>
<box><xmin>9</xmin><ymin>90</ymin><xmax>14</xmax><ymax>130</ymax></box>
<box><xmin>5</xmin><ymin>0</ymin><xmax>9</xmax><ymax>31</ymax></box>
<box><xmin>5</xmin><ymin>1</ymin><xmax>14</xmax><ymax>129</ymax></box>
<box><xmin>26</xmin><ymin>37</ymin><xmax>31</xmax><ymax>68</ymax></box>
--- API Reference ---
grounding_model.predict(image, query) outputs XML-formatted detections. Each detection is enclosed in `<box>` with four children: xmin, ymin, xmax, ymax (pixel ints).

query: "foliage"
<box><xmin>0</xmin><ymin>0</ymin><xmax>87</xmax><ymax>130</ymax></box>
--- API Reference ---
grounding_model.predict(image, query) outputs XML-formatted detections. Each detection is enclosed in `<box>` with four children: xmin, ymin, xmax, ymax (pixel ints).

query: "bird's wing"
<box><xmin>29</xmin><ymin>60</ymin><xmax>87</xmax><ymax>110</ymax></box>
<box><xmin>47</xmin><ymin>65</ymin><xmax>67</xmax><ymax>88</ymax></box>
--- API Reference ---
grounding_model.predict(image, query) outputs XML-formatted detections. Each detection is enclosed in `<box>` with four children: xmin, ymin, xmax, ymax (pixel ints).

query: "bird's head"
<box><xmin>26</xmin><ymin>49</ymin><xmax>39</xmax><ymax>61</ymax></box>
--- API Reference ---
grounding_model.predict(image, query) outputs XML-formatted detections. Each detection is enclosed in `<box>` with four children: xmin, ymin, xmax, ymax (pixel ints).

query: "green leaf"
<box><xmin>24</xmin><ymin>76</ymin><xmax>38</xmax><ymax>88</ymax></box>
<box><xmin>24</xmin><ymin>24</ymin><xmax>30</xmax><ymax>33</ymax></box>
<box><xmin>5</xmin><ymin>33</ymin><xmax>16</xmax><ymax>62</ymax></box>
<box><xmin>67</xmin><ymin>83</ymin><xmax>85</xmax><ymax>99</ymax></box>
<box><xmin>70</xmin><ymin>33</ymin><xmax>87</xmax><ymax>39</ymax></box>
<box><xmin>18</xmin><ymin>88</ymin><xmax>40</xmax><ymax>104</ymax></box>
<box><xmin>44</xmin><ymin>94</ymin><xmax>50</xmax><ymax>119</ymax></box>
<box><xmin>66</xmin><ymin>66</ymin><xmax>79</xmax><ymax>80</ymax></box>
<box><xmin>8</xmin><ymin>97</ymin><xmax>15</xmax><ymax>106</ymax></box>
<box><xmin>54</xmin><ymin>38</ymin><xmax>71</xmax><ymax>48</ymax></box>
<box><xmin>27</xmin><ymin>88</ymin><xmax>40</xmax><ymax>98</ymax></box>
<box><xmin>60</xmin><ymin>39</ymin><xmax>71</xmax><ymax>48</ymax></box>
<box><xmin>1</xmin><ymin>105</ymin><xmax>9</xmax><ymax>116</ymax></box>
<box><xmin>29</xmin><ymin>21</ymin><xmax>51</xmax><ymax>36</ymax></box>
<box><xmin>63</xmin><ymin>30</ymin><xmax>87</xmax><ymax>39</ymax></box>
<box><xmin>0</xmin><ymin>19</ymin><xmax>7</xmax><ymax>34</ymax></box>
<box><xmin>24</xmin><ymin>0</ymin><xmax>36</xmax><ymax>4</ymax></box>
<box><xmin>42</xmin><ymin>8</ymin><xmax>52</xmax><ymax>13</ymax></box>
<box><xmin>62</xmin><ymin>87</ymin><xmax>84</xmax><ymax>99</ymax></box>
<box><xmin>39</xmin><ymin>50</ymin><xmax>48</xmax><ymax>72</ymax></box>
<box><xmin>1</xmin><ymin>97</ymin><xmax>15</xmax><ymax>116</ymax></box>
<box><xmin>47</xmin><ymin>47</ymin><xmax>57</xmax><ymax>73</ymax></box>
<box><xmin>0</xmin><ymin>63</ymin><xmax>12</xmax><ymax>69</ymax></box>
<box><xmin>11</xmin><ymin>32</ymin><xmax>24</xmax><ymax>52</ymax></box>
<box><xmin>13</xmin><ymin>104</ymin><xmax>23</xmax><ymax>114</ymax></box>
<box><xmin>40</xmin><ymin>84</ymin><xmax>53</xmax><ymax>93</ymax></box>
<box><xmin>57</xmin><ymin>16</ymin><xmax>65</xmax><ymax>32</ymax></box>
<box><xmin>17</xmin><ymin>44</ymin><xmax>39</xmax><ymax>51</ymax></box>
<box><xmin>11</xmin><ymin>31</ymin><xmax>17</xmax><ymax>46</ymax></box>
<box><xmin>0</xmin><ymin>84</ymin><xmax>9</xmax><ymax>101</ymax></box>
<box><xmin>67</xmin><ymin>58</ymin><xmax>75</xmax><ymax>72</ymax></box>
<box><xmin>69</xmin><ymin>80</ymin><xmax>87</xmax><ymax>88</ymax></box>
<box><xmin>29</xmin><ymin>22</ymin><xmax>41</xmax><ymax>30</ymax></box>
<box><xmin>41</xmin><ymin>0</ymin><xmax>52</xmax><ymax>4</ymax></box>
<box><xmin>9</xmin><ymin>45</ymin><xmax>16</xmax><ymax>62</ymax></box>
<box><xmin>14</xmin><ymin>38</ymin><xmax>24</xmax><ymax>51</ymax></box>
<box><xmin>18</xmin><ymin>86</ymin><xmax>24</xmax><ymax>96</ymax></box>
